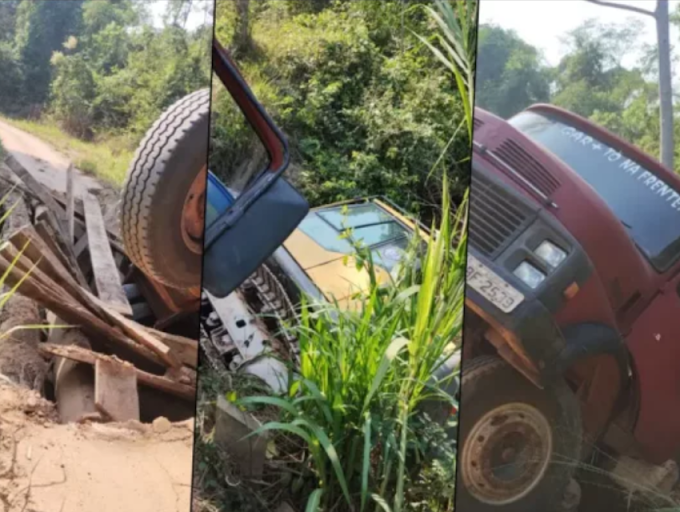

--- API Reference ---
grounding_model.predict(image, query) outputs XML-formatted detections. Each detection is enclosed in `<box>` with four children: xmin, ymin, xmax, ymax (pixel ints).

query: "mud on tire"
<box><xmin>456</xmin><ymin>356</ymin><xmax>582</xmax><ymax>512</ymax></box>
<box><xmin>121</xmin><ymin>88</ymin><xmax>210</xmax><ymax>290</ymax></box>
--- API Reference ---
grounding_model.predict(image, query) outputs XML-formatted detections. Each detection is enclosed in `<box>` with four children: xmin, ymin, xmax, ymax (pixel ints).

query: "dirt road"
<box><xmin>0</xmin><ymin>383</ymin><xmax>194</xmax><ymax>512</ymax></box>
<box><xmin>0</xmin><ymin>119</ymin><xmax>101</xmax><ymax>197</ymax></box>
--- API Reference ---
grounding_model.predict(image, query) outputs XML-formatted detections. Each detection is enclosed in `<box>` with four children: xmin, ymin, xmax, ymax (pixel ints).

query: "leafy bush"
<box><xmin>211</xmin><ymin>0</ymin><xmax>470</xmax><ymax>222</ymax></box>
<box><xmin>0</xmin><ymin>42</ymin><xmax>23</xmax><ymax>114</ymax></box>
<box><xmin>1</xmin><ymin>0</ymin><xmax>212</xmax><ymax>161</ymax></box>
<box><xmin>50</xmin><ymin>51</ymin><xmax>96</xmax><ymax>138</ymax></box>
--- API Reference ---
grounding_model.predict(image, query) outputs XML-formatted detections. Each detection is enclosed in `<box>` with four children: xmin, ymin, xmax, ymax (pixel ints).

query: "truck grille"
<box><xmin>495</xmin><ymin>139</ymin><xmax>560</xmax><ymax>196</ymax></box>
<box><xmin>469</xmin><ymin>171</ymin><xmax>533</xmax><ymax>258</ymax></box>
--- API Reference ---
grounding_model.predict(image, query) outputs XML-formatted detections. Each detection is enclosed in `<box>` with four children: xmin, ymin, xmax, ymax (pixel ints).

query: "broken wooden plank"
<box><xmin>6</xmin><ymin>156</ymin><xmax>90</xmax><ymax>289</ymax></box>
<box><xmin>95</xmin><ymin>358</ymin><xmax>140</xmax><ymax>421</ymax></box>
<box><xmin>83</xmin><ymin>192</ymin><xmax>132</xmax><ymax>316</ymax></box>
<box><xmin>0</xmin><ymin>252</ymin><xmax>165</xmax><ymax>369</ymax></box>
<box><xmin>5</xmin><ymin>154</ymin><xmax>69</xmax><ymax>235</ymax></box>
<box><xmin>8</xmin><ymin>226</ymin><xmax>105</xmax><ymax>318</ymax></box>
<box><xmin>39</xmin><ymin>344</ymin><xmax>196</xmax><ymax>401</ymax></box>
<box><xmin>35</xmin><ymin>219</ymin><xmax>90</xmax><ymax>289</ymax></box>
<box><xmin>141</xmin><ymin>327</ymin><xmax>198</xmax><ymax>368</ymax></box>
<box><xmin>66</xmin><ymin>163</ymin><xmax>75</xmax><ymax>244</ymax></box>
<box><xmin>87</xmin><ymin>292</ymin><xmax>181</xmax><ymax>369</ymax></box>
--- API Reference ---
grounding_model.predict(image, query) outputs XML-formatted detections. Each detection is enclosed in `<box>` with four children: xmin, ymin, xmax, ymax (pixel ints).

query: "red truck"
<box><xmin>459</xmin><ymin>104</ymin><xmax>680</xmax><ymax>511</ymax></box>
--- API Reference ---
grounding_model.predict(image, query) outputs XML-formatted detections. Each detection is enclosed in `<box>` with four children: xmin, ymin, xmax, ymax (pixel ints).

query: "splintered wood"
<box><xmin>95</xmin><ymin>357</ymin><xmax>140</xmax><ymax>421</ymax></box>
<box><xmin>1</xmin><ymin>155</ymin><xmax>199</xmax><ymax>422</ymax></box>
<box><xmin>83</xmin><ymin>192</ymin><xmax>132</xmax><ymax>316</ymax></box>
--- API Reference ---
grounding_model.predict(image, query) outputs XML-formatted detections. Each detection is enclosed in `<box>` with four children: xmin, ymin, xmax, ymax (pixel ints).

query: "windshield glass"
<box><xmin>299</xmin><ymin>203</ymin><xmax>413</xmax><ymax>272</ymax></box>
<box><xmin>510</xmin><ymin>111</ymin><xmax>680</xmax><ymax>270</ymax></box>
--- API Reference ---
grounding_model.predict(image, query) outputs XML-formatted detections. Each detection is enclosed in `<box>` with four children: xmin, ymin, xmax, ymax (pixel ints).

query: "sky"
<box><xmin>147</xmin><ymin>0</ymin><xmax>213</xmax><ymax>31</ymax></box>
<box><xmin>479</xmin><ymin>0</ymin><xmax>680</xmax><ymax>69</ymax></box>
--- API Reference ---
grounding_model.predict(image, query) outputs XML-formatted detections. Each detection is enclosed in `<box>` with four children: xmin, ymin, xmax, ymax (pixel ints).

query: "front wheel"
<box><xmin>456</xmin><ymin>356</ymin><xmax>582</xmax><ymax>512</ymax></box>
<box><xmin>121</xmin><ymin>88</ymin><xmax>210</xmax><ymax>290</ymax></box>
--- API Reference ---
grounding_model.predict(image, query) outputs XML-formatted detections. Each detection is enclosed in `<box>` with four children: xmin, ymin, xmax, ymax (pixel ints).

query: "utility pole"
<box><xmin>586</xmin><ymin>0</ymin><xmax>674</xmax><ymax>171</ymax></box>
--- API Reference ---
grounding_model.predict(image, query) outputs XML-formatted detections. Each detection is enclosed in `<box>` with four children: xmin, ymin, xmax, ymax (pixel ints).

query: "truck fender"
<box><xmin>546</xmin><ymin>322</ymin><xmax>630</xmax><ymax>390</ymax></box>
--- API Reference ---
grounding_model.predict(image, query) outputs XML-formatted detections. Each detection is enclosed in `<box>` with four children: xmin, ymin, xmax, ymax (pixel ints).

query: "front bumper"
<box><xmin>467</xmin><ymin>160</ymin><xmax>594</xmax><ymax>381</ymax></box>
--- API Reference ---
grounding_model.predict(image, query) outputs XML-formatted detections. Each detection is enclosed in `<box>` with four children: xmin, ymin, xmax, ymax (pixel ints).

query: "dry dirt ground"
<box><xmin>0</xmin><ymin>382</ymin><xmax>194</xmax><ymax>512</ymax></box>
<box><xmin>0</xmin><ymin>123</ymin><xmax>195</xmax><ymax>512</ymax></box>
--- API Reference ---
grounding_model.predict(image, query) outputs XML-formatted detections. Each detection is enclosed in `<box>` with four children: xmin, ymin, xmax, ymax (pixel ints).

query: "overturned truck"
<box><xmin>459</xmin><ymin>104</ymin><xmax>680</xmax><ymax>511</ymax></box>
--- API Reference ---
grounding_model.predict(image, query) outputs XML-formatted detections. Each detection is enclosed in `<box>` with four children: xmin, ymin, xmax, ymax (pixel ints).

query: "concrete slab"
<box><xmin>214</xmin><ymin>395</ymin><xmax>269</xmax><ymax>478</ymax></box>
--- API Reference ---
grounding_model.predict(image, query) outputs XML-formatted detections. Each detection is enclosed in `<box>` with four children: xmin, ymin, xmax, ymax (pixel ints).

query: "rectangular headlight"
<box><xmin>513</xmin><ymin>261</ymin><xmax>546</xmax><ymax>289</ymax></box>
<box><xmin>535</xmin><ymin>240</ymin><xmax>567</xmax><ymax>268</ymax></box>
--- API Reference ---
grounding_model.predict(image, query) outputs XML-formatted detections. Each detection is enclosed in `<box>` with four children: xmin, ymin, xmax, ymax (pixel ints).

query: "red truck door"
<box><xmin>627</xmin><ymin>271</ymin><xmax>680</xmax><ymax>464</ymax></box>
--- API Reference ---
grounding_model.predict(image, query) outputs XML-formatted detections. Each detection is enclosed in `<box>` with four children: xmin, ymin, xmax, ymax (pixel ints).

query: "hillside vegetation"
<box><xmin>477</xmin><ymin>14</ymin><xmax>680</xmax><ymax>172</ymax></box>
<box><xmin>0</xmin><ymin>0</ymin><xmax>212</xmax><ymax>185</ymax></box>
<box><xmin>211</xmin><ymin>0</ymin><xmax>472</xmax><ymax>222</ymax></box>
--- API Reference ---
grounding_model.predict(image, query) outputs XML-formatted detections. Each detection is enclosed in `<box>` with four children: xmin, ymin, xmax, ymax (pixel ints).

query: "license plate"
<box><xmin>467</xmin><ymin>254</ymin><xmax>524</xmax><ymax>313</ymax></box>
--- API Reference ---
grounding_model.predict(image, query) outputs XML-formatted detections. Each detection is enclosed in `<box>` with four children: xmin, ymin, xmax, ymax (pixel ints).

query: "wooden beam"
<box><xmin>95</xmin><ymin>358</ymin><xmax>140</xmax><ymax>421</ymax></box>
<box><xmin>87</xmin><ymin>292</ymin><xmax>181</xmax><ymax>369</ymax></box>
<box><xmin>39</xmin><ymin>344</ymin><xmax>196</xmax><ymax>401</ymax></box>
<box><xmin>35</xmin><ymin>219</ymin><xmax>90</xmax><ymax>289</ymax></box>
<box><xmin>0</xmin><ymin>251</ymin><xmax>164</xmax><ymax>369</ymax></box>
<box><xmin>66</xmin><ymin>163</ymin><xmax>75</xmax><ymax>244</ymax></box>
<box><xmin>5</xmin><ymin>155</ymin><xmax>68</xmax><ymax>235</ymax></box>
<box><xmin>8</xmin><ymin>227</ymin><xmax>104</xmax><ymax>318</ymax></box>
<box><xmin>83</xmin><ymin>192</ymin><xmax>132</xmax><ymax>316</ymax></box>
<box><xmin>141</xmin><ymin>327</ymin><xmax>198</xmax><ymax>368</ymax></box>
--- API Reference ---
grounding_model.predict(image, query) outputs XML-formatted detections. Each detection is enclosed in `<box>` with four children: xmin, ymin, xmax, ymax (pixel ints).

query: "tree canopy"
<box><xmin>212</xmin><ymin>0</ymin><xmax>470</xmax><ymax>221</ymax></box>
<box><xmin>475</xmin><ymin>13</ymin><xmax>680</xmax><ymax>172</ymax></box>
<box><xmin>0</xmin><ymin>0</ymin><xmax>212</xmax><ymax>143</ymax></box>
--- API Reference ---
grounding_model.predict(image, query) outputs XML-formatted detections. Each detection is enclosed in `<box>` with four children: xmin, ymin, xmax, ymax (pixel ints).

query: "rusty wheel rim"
<box><xmin>461</xmin><ymin>402</ymin><xmax>553</xmax><ymax>505</ymax></box>
<box><xmin>181</xmin><ymin>164</ymin><xmax>207</xmax><ymax>255</ymax></box>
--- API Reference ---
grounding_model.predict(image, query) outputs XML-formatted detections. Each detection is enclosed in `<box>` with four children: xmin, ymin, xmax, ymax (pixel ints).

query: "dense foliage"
<box><xmin>211</xmin><ymin>0</ymin><xmax>471</xmax><ymax>220</ymax></box>
<box><xmin>476</xmin><ymin>11</ymin><xmax>680</xmax><ymax>172</ymax></box>
<box><xmin>0</xmin><ymin>0</ymin><xmax>211</xmax><ymax>145</ymax></box>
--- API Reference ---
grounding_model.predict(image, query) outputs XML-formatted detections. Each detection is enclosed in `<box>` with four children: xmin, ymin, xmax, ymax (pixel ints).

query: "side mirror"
<box><xmin>203</xmin><ymin>176</ymin><xmax>307</xmax><ymax>297</ymax></box>
<box><xmin>202</xmin><ymin>40</ymin><xmax>309</xmax><ymax>298</ymax></box>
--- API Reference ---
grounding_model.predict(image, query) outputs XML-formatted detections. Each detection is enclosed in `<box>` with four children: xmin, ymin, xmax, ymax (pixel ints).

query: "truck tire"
<box><xmin>121</xmin><ymin>88</ymin><xmax>210</xmax><ymax>290</ymax></box>
<box><xmin>456</xmin><ymin>356</ymin><xmax>582</xmax><ymax>512</ymax></box>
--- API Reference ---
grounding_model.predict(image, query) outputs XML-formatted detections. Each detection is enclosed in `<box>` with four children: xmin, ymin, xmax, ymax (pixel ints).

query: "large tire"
<box><xmin>456</xmin><ymin>356</ymin><xmax>582</xmax><ymax>512</ymax></box>
<box><xmin>121</xmin><ymin>88</ymin><xmax>210</xmax><ymax>289</ymax></box>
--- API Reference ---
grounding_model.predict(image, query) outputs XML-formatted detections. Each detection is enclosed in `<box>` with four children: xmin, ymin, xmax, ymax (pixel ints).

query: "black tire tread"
<box><xmin>120</xmin><ymin>88</ymin><xmax>210</xmax><ymax>286</ymax></box>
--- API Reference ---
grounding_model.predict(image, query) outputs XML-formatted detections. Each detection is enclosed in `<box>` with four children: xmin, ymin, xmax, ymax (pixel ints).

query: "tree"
<box><xmin>232</xmin><ymin>0</ymin><xmax>253</xmax><ymax>56</ymax></box>
<box><xmin>164</xmin><ymin>0</ymin><xmax>193</xmax><ymax>28</ymax></box>
<box><xmin>14</xmin><ymin>0</ymin><xmax>84</xmax><ymax>106</ymax></box>
<box><xmin>585</xmin><ymin>0</ymin><xmax>674</xmax><ymax>170</ymax></box>
<box><xmin>0</xmin><ymin>1</ymin><xmax>20</xmax><ymax>43</ymax></box>
<box><xmin>551</xmin><ymin>20</ymin><xmax>647</xmax><ymax>119</ymax></box>
<box><xmin>475</xmin><ymin>24</ymin><xmax>551</xmax><ymax>118</ymax></box>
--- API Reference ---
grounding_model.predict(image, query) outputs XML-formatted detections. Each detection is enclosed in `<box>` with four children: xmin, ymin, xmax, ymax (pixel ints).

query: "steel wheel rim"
<box><xmin>181</xmin><ymin>164</ymin><xmax>207</xmax><ymax>255</ymax></box>
<box><xmin>461</xmin><ymin>402</ymin><xmax>553</xmax><ymax>505</ymax></box>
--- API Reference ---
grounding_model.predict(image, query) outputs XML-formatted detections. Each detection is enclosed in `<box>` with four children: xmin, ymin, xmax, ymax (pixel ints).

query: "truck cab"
<box><xmin>460</xmin><ymin>104</ymin><xmax>680</xmax><ymax>511</ymax></box>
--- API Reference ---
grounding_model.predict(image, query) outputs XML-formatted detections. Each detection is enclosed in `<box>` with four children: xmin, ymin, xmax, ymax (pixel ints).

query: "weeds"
<box><xmin>238</xmin><ymin>177</ymin><xmax>467</xmax><ymax>512</ymax></box>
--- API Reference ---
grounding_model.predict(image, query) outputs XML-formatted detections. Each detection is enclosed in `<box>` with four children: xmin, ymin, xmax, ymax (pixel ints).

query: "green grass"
<box><xmin>238</xmin><ymin>178</ymin><xmax>466</xmax><ymax>512</ymax></box>
<box><xmin>0</xmin><ymin>116</ymin><xmax>134</xmax><ymax>186</ymax></box>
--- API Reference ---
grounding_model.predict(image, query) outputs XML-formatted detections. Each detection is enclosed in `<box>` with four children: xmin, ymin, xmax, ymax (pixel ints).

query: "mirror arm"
<box><xmin>206</xmin><ymin>40</ymin><xmax>292</xmax><ymax>249</ymax></box>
